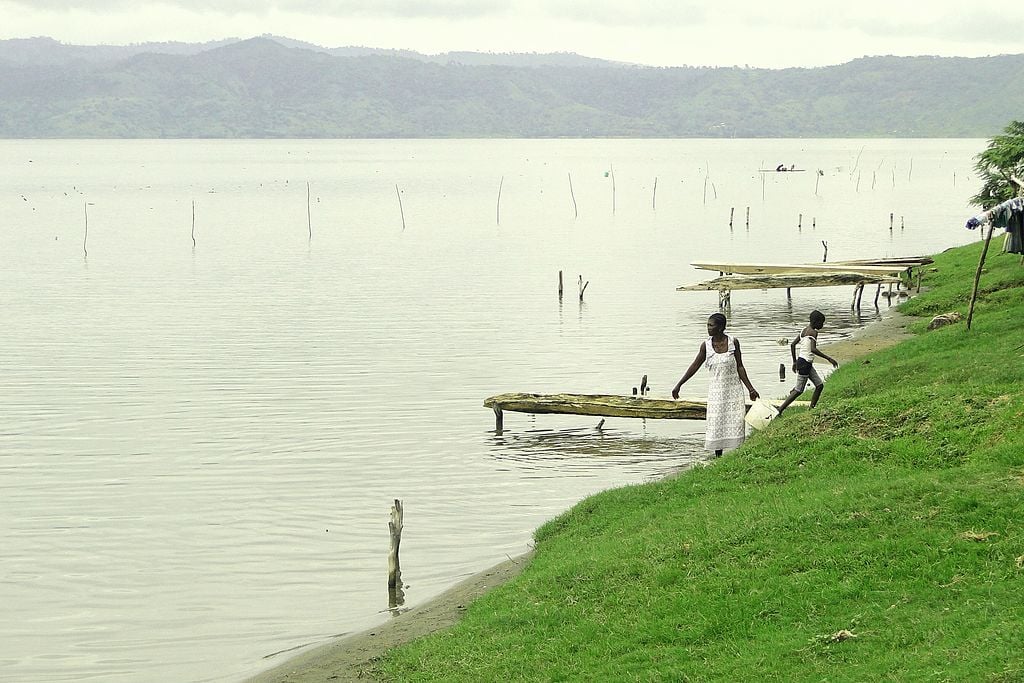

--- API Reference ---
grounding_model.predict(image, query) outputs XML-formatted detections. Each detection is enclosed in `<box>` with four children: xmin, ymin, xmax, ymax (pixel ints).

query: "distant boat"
<box><xmin>759</xmin><ymin>168</ymin><xmax>806</xmax><ymax>172</ymax></box>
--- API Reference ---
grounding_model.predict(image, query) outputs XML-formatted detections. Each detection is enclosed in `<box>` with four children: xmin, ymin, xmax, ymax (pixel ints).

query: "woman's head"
<box><xmin>707</xmin><ymin>312</ymin><xmax>727</xmax><ymax>335</ymax></box>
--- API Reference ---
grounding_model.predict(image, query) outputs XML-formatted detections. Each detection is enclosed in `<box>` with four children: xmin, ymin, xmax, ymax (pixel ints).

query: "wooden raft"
<box><xmin>677</xmin><ymin>272</ymin><xmax>900</xmax><ymax>292</ymax></box>
<box><xmin>483</xmin><ymin>393</ymin><xmax>804</xmax><ymax>430</ymax></box>
<box><xmin>690</xmin><ymin>262</ymin><xmax>907</xmax><ymax>277</ymax></box>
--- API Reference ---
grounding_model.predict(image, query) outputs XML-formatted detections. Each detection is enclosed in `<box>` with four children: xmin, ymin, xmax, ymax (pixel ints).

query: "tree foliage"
<box><xmin>971</xmin><ymin>120</ymin><xmax>1024</xmax><ymax>208</ymax></box>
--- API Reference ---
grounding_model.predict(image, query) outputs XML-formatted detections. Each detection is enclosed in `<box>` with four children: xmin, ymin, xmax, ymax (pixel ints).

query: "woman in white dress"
<box><xmin>671</xmin><ymin>313</ymin><xmax>760</xmax><ymax>456</ymax></box>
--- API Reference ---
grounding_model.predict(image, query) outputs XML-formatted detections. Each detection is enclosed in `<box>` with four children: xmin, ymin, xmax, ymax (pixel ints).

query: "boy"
<box><xmin>777</xmin><ymin>310</ymin><xmax>838</xmax><ymax>414</ymax></box>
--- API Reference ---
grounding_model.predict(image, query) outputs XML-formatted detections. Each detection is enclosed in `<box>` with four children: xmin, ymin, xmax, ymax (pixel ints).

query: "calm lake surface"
<box><xmin>0</xmin><ymin>139</ymin><xmax>982</xmax><ymax>682</ymax></box>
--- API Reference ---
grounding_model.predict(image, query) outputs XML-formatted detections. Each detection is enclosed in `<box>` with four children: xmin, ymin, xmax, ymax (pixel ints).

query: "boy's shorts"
<box><xmin>793</xmin><ymin>364</ymin><xmax>823</xmax><ymax>392</ymax></box>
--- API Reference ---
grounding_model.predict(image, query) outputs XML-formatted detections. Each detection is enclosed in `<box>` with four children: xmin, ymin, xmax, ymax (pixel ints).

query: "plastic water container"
<box><xmin>744</xmin><ymin>399</ymin><xmax>779</xmax><ymax>430</ymax></box>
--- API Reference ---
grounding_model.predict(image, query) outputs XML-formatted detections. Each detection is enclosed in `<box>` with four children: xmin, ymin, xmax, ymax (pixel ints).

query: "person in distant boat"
<box><xmin>776</xmin><ymin>310</ymin><xmax>838</xmax><ymax>414</ymax></box>
<box><xmin>776</xmin><ymin>163</ymin><xmax>786</xmax><ymax>171</ymax></box>
<box><xmin>672</xmin><ymin>313</ymin><xmax>759</xmax><ymax>457</ymax></box>
<box><xmin>789</xmin><ymin>164</ymin><xmax>796</xmax><ymax>171</ymax></box>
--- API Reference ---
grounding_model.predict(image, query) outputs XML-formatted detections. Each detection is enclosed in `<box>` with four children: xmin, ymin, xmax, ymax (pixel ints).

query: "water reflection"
<box><xmin>488</xmin><ymin>425</ymin><xmax>703</xmax><ymax>480</ymax></box>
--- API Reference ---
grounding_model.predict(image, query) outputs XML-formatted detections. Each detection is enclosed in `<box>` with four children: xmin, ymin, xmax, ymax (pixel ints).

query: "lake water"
<box><xmin>0</xmin><ymin>138</ymin><xmax>983</xmax><ymax>682</ymax></box>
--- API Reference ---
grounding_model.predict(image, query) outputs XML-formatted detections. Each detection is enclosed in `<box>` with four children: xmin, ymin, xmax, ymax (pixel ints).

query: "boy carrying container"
<box><xmin>777</xmin><ymin>310</ymin><xmax>838</xmax><ymax>414</ymax></box>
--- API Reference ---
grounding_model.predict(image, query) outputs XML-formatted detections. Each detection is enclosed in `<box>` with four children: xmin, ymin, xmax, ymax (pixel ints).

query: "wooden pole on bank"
<box><xmin>966</xmin><ymin>226</ymin><xmax>995</xmax><ymax>330</ymax></box>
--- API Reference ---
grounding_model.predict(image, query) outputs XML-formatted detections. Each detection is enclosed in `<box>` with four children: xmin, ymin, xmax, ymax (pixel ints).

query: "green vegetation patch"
<box><xmin>377</xmin><ymin>242</ymin><xmax>1024</xmax><ymax>681</ymax></box>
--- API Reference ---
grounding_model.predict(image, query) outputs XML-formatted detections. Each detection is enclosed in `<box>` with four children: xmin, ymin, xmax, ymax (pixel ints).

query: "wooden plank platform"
<box><xmin>483</xmin><ymin>392</ymin><xmax>806</xmax><ymax>430</ymax></box>
<box><xmin>691</xmin><ymin>262</ymin><xmax>907</xmax><ymax>276</ymax></box>
<box><xmin>678</xmin><ymin>272</ymin><xmax>900</xmax><ymax>292</ymax></box>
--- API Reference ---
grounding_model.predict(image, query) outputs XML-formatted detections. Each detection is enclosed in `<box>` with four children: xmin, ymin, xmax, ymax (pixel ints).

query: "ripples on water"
<box><xmin>0</xmin><ymin>139</ymin><xmax>980</xmax><ymax>681</ymax></box>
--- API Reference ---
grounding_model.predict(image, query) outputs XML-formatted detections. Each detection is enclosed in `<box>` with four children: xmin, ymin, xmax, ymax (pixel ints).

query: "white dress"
<box><xmin>703</xmin><ymin>335</ymin><xmax>746</xmax><ymax>452</ymax></box>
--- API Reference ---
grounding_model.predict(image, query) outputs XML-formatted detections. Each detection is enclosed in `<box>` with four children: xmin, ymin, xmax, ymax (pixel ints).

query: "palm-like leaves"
<box><xmin>972</xmin><ymin>120</ymin><xmax>1024</xmax><ymax>208</ymax></box>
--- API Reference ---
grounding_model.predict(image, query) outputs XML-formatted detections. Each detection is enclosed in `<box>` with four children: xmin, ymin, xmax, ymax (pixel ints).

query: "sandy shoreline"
<box><xmin>247</xmin><ymin>308</ymin><xmax>916</xmax><ymax>683</ymax></box>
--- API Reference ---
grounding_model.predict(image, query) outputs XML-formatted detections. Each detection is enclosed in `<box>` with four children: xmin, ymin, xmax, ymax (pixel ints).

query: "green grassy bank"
<box><xmin>379</xmin><ymin>241</ymin><xmax>1024</xmax><ymax>682</ymax></box>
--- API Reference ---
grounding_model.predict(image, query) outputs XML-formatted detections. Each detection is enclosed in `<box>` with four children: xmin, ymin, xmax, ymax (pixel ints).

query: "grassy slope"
<box><xmin>379</xmin><ymin>241</ymin><xmax>1024</xmax><ymax>682</ymax></box>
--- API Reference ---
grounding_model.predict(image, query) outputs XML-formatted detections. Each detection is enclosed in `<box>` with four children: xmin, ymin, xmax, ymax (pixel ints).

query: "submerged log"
<box><xmin>678</xmin><ymin>272</ymin><xmax>900</xmax><ymax>292</ymax></box>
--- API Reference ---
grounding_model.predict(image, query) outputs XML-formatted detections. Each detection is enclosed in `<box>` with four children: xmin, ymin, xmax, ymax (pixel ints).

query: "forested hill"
<box><xmin>1</xmin><ymin>36</ymin><xmax>1022</xmax><ymax>138</ymax></box>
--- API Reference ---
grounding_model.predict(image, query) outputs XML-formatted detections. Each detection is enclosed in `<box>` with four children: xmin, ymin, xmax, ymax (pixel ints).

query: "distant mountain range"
<box><xmin>1</xmin><ymin>36</ymin><xmax>1021</xmax><ymax>138</ymax></box>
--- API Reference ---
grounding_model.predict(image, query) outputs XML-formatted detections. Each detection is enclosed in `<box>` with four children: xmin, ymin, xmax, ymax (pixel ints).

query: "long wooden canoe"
<box><xmin>483</xmin><ymin>393</ymin><xmax>808</xmax><ymax>430</ymax></box>
<box><xmin>691</xmin><ymin>262</ymin><xmax>908</xmax><ymax>276</ymax></box>
<box><xmin>485</xmin><ymin>393</ymin><xmax>709</xmax><ymax>420</ymax></box>
<box><xmin>678</xmin><ymin>272</ymin><xmax>901</xmax><ymax>291</ymax></box>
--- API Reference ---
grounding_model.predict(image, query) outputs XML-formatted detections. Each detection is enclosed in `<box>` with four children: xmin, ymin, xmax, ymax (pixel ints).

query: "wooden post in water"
<box><xmin>652</xmin><ymin>177</ymin><xmax>658</xmax><ymax>210</ymax></box>
<box><xmin>729</xmin><ymin>207</ymin><xmax>734</xmax><ymax>227</ymax></box>
<box><xmin>703</xmin><ymin>176</ymin><xmax>708</xmax><ymax>205</ymax></box>
<box><xmin>745</xmin><ymin>206</ymin><xmax>750</xmax><ymax>227</ymax></box>
<box><xmin>387</xmin><ymin>500</ymin><xmax>404</xmax><ymax>607</ymax></box>
<box><xmin>874</xmin><ymin>284</ymin><xmax>882</xmax><ymax>307</ymax></box>
<box><xmin>966</xmin><ymin>226</ymin><xmax>995</xmax><ymax>330</ymax></box>
<box><xmin>496</xmin><ymin>176</ymin><xmax>503</xmax><ymax>226</ymax></box>
<box><xmin>889</xmin><ymin>212</ymin><xmax>894</xmax><ymax>231</ymax></box>
<box><xmin>191</xmin><ymin>200</ymin><xmax>196</xmax><ymax>248</ymax></box>
<box><xmin>578</xmin><ymin>275</ymin><xmax>589</xmax><ymax>302</ymax></box>
<box><xmin>306</xmin><ymin>182</ymin><xmax>312</xmax><ymax>240</ymax></box>
<box><xmin>568</xmin><ymin>172</ymin><xmax>578</xmax><ymax>219</ymax></box>
<box><xmin>814</xmin><ymin>172</ymin><xmax>820</xmax><ymax>196</ymax></box>
<box><xmin>798</xmin><ymin>213</ymin><xmax>802</xmax><ymax>229</ymax></box>
<box><xmin>83</xmin><ymin>201</ymin><xmax>89</xmax><ymax>257</ymax></box>
<box><xmin>558</xmin><ymin>270</ymin><xmax>564</xmax><ymax>300</ymax></box>
<box><xmin>610</xmin><ymin>164</ymin><xmax>616</xmax><ymax>215</ymax></box>
<box><xmin>395</xmin><ymin>184</ymin><xmax>406</xmax><ymax>231</ymax></box>
<box><xmin>821</xmin><ymin>240</ymin><xmax>828</xmax><ymax>263</ymax></box>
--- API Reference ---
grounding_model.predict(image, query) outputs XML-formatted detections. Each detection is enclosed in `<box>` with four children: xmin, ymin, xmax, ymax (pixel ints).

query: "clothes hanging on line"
<box><xmin>966</xmin><ymin>197</ymin><xmax>1024</xmax><ymax>254</ymax></box>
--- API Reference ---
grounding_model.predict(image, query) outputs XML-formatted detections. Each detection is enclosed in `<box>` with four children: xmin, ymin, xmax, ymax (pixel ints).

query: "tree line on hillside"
<box><xmin>1</xmin><ymin>37</ymin><xmax>1023</xmax><ymax>138</ymax></box>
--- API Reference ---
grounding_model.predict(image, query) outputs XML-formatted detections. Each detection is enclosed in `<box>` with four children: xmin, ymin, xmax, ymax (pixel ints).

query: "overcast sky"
<box><xmin>2</xmin><ymin>0</ymin><xmax>1022</xmax><ymax>68</ymax></box>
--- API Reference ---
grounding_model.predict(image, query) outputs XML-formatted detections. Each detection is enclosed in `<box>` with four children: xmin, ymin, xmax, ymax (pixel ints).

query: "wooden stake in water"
<box><xmin>83</xmin><ymin>201</ymin><xmax>89</xmax><ymax>256</ymax></box>
<box><xmin>821</xmin><ymin>240</ymin><xmax>828</xmax><ymax>263</ymax></box>
<box><xmin>578</xmin><ymin>274</ymin><xmax>589</xmax><ymax>302</ymax></box>
<box><xmin>610</xmin><ymin>164</ymin><xmax>616</xmax><ymax>215</ymax></box>
<box><xmin>703</xmin><ymin>176</ymin><xmax>708</xmax><ymax>205</ymax></box>
<box><xmin>745</xmin><ymin>206</ymin><xmax>750</xmax><ymax>227</ymax></box>
<box><xmin>729</xmin><ymin>207</ymin><xmax>734</xmax><ymax>227</ymax></box>
<box><xmin>652</xmin><ymin>177</ymin><xmax>658</xmax><ymax>210</ymax></box>
<box><xmin>798</xmin><ymin>213</ymin><xmax>802</xmax><ymax>229</ymax></box>
<box><xmin>889</xmin><ymin>213</ymin><xmax>894</xmax><ymax>231</ymax></box>
<box><xmin>387</xmin><ymin>499</ymin><xmax>404</xmax><ymax>607</ymax></box>
<box><xmin>814</xmin><ymin>172</ymin><xmax>821</xmax><ymax>196</ymax></box>
<box><xmin>395</xmin><ymin>184</ymin><xmax>406</xmax><ymax>231</ymax></box>
<box><xmin>496</xmin><ymin>175</ymin><xmax>503</xmax><ymax>226</ymax></box>
<box><xmin>558</xmin><ymin>270</ymin><xmax>563</xmax><ymax>300</ymax></box>
<box><xmin>306</xmin><ymin>182</ymin><xmax>312</xmax><ymax>240</ymax></box>
<box><xmin>568</xmin><ymin>172</ymin><xmax>578</xmax><ymax>219</ymax></box>
<box><xmin>191</xmin><ymin>200</ymin><xmax>196</xmax><ymax>248</ymax></box>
